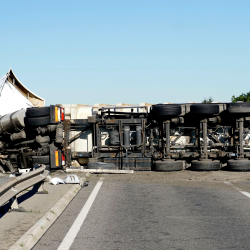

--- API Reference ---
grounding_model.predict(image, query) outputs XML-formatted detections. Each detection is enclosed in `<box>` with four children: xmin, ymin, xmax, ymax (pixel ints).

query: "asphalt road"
<box><xmin>33</xmin><ymin>173</ymin><xmax>250</xmax><ymax>250</ymax></box>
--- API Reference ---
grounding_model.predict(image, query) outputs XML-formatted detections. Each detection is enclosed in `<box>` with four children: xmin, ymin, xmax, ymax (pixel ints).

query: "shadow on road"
<box><xmin>0</xmin><ymin>184</ymin><xmax>41</xmax><ymax>218</ymax></box>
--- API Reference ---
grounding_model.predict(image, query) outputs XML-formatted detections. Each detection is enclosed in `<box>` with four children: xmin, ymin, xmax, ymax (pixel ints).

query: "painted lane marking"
<box><xmin>57</xmin><ymin>177</ymin><xmax>104</xmax><ymax>250</ymax></box>
<box><xmin>224</xmin><ymin>181</ymin><xmax>250</xmax><ymax>199</ymax></box>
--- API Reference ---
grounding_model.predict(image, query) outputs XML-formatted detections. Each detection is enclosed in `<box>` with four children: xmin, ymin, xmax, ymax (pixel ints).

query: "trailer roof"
<box><xmin>0</xmin><ymin>68</ymin><xmax>45</xmax><ymax>107</ymax></box>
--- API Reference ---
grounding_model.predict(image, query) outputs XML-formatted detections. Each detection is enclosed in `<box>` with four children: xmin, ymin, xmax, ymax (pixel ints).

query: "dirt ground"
<box><xmin>102</xmin><ymin>169</ymin><xmax>250</xmax><ymax>182</ymax></box>
<box><xmin>99</xmin><ymin>170</ymin><xmax>250</xmax><ymax>190</ymax></box>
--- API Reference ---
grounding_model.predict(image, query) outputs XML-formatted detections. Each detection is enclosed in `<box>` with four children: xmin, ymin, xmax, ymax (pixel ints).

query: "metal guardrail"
<box><xmin>0</xmin><ymin>165</ymin><xmax>49</xmax><ymax>210</ymax></box>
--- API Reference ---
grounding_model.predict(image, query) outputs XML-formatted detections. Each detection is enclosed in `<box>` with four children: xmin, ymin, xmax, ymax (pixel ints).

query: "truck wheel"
<box><xmin>26</xmin><ymin>107</ymin><xmax>50</xmax><ymax>118</ymax></box>
<box><xmin>151</xmin><ymin>104</ymin><xmax>182</xmax><ymax>116</ymax></box>
<box><xmin>25</xmin><ymin>116</ymin><xmax>50</xmax><ymax>127</ymax></box>
<box><xmin>227</xmin><ymin>159</ymin><xmax>250</xmax><ymax>171</ymax></box>
<box><xmin>32</xmin><ymin>155</ymin><xmax>50</xmax><ymax>164</ymax></box>
<box><xmin>154</xmin><ymin>160</ymin><xmax>184</xmax><ymax>171</ymax></box>
<box><xmin>227</xmin><ymin>103</ymin><xmax>250</xmax><ymax>114</ymax></box>
<box><xmin>190</xmin><ymin>104</ymin><xmax>220</xmax><ymax>115</ymax></box>
<box><xmin>191</xmin><ymin>160</ymin><xmax>220</xmax><ymax>171</ymax></box>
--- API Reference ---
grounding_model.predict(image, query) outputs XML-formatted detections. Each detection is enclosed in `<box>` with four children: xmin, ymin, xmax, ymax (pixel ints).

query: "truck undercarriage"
<box><xmin>1</xmin><ymin>102</ymin><xmax>250</xmax><ymax>173</ymax></box>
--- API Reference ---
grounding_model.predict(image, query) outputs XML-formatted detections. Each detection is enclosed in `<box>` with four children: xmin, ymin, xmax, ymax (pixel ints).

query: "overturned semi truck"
<box><xmin>1</xmin><ymin>101</ymin><xmax>250</xmax><ymax>173</ymax></box>
<box><xmin>58</xmin><ymin>102</ymin><xmax>250</xmax><ymax>172</ymax></box>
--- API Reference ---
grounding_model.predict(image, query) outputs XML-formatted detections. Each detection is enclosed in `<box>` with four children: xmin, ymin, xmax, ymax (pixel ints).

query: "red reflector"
<box><xmin>62</xmin><ymin>153</ymin><xmax>65</xmax><ymax>166</ymax></box>
<box><xmin>61</xmin><ymin>108</ymin><xmax>65</xmax><ymax>121</ymax></box>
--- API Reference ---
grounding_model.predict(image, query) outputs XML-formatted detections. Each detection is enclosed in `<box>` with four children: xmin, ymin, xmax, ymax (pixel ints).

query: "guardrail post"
<box><xmin>10</xmin><ymin>196</ymin><xmax>19</xmax><ymax>210</ymax></box>
<box><xmin>9</xmin><ymin>196</ymin><xmax>26</xmax><ymax>212</ymax></box>
<box><xmin>8</xmin><ymin>185</ymin><xmax>22</xmax><ymax>212</ymax></box>
<box><xmin>35</xmin><ymin>181</ymin><xmax>48</xmax><ymax>194</ymax></box>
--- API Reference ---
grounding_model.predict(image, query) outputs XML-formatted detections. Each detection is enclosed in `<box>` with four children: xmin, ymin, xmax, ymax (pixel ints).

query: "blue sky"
<box><xmin>1</xmin><ymin>0</ymin><xmax>250</xmax><ymax>105</ymax></box>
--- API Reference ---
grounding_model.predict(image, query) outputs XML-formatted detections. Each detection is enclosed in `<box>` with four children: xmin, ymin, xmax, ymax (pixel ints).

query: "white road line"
<box><xmin>240</xmin><ymin>191</ymin><xmax>250</xmax><ymax>198</ymax></box>
<box><xmin>57</xmin><ymin>177</ymin><xmax>104</xmax><ymax>250</ymax></box>
<box><xmin>224</xmin><ymin>181</ymin><xmax>250</xmax><ymax>199</ymax></box>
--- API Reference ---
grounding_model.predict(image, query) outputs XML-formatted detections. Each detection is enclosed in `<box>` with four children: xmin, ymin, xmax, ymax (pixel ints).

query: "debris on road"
<box><xmin>49</xmin><ymin>174</ymin><xmax>89</xmax><ymax>188</ymax></box>
<box><xmin>49</xmin><ymin>177</ymin><xmax>65</xmax><ymax>185</ymax></box>
<box><xmin>64</xmin><ymin>174</ymin><xmax>80</xmax><ymax>184</ymax></box>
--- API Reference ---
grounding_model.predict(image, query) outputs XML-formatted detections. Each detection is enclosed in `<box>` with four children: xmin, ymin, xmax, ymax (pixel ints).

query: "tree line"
<box><xmin>202</xmin><ymin>92</ymin><xmax>250</xmax><ymax>103</ymax></box>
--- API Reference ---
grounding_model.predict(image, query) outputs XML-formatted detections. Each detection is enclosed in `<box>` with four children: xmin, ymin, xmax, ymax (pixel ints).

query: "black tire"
<box><xmin>26</xmin><ymin>107</ymin><xmax>50</xmax><ymax>118</ymax></box>
<box><xmin>25</xmin><ymin>116</ymin><xmax>50</xmax><ymax>127</ymax></box>
<box><xmin>32</xmin><ymin>155</ymin><xmax>50</xmax><ymax>164</ymax></box>
<box><xmin>154</xmin><ymin>160</ymin><xmax>184</xmax><ymax>172</ymax></box>
<box><xmin>227</xmin><ymin>159</ymin><xmax>250</xmax><ymax>171</ymax></box>
<box><xmin>227</xmin><ymin>102</ymin><xmax>250</xmax><ymax>114</ymax></box>
<box><xmin>191</xmin><ymin>160</ymin><xmax>220</xmax><ymax>171</ymax></box>
<box><xmin>87</xmin><ymin>162</ymin><xmax>117</xmax><ymax>170</ymax></box>
<box><xmin>151</xmin><ymin>104</ymin><xmax>182</xmax><ymax>116</ymax></box>
<box><xmin>190</xmin><ymin>104</ymin><xmax>220</xmax><ymax>115</ymax></box>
